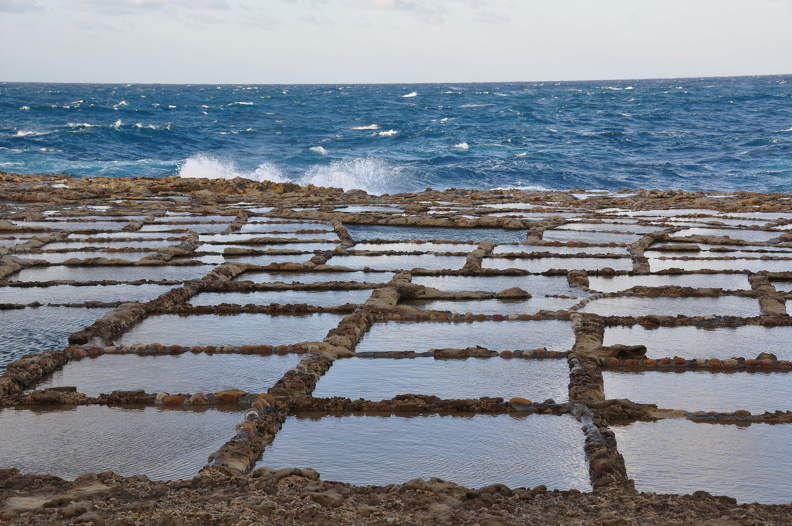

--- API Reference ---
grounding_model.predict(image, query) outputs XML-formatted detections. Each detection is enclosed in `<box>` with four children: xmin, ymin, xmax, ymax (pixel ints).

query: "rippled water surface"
<box><xmin>483</xmin><ymin>257</ymin><xmax>633</xmax><ymax>272</ymax></box>
<box><xmin>259</xmin><ymin>413</ymin><xmax>591</xmax><ymax>490</ymax></box>
<box><xmin>9</xmin><ymin>265</ymin><xmax>213</xmax><ymax>282</ymax></box>
<box><xmin>613</xmin><ymin>419</ymin><xmax>792</xmax><ymax>504</ymax></box>
<box><xmin>0</xmin><ymin>283</ymin><xmax>171</xmax><ymax>305</ymax></box>
<box><xmin>604</xmin><ymin>370</ymin><xmax>792</xmax><ymax>413</ymax></box>
<box><xmin>345</xmin><ymin>225</ymin><xmax>526</xmax><ymax>244</ymax></box>
<box><xmin>587</xmin><ymin>273</ymin><xmax>751</xmax><ymax>293</ymax></box>
<box><xmin>355</xmin><ymin>320</ymin><xmax>574</xmax><ymax>352</ymax></box>
<box><xmin>580</xmin><ymin>296</ymin><xmax>761</xmax><ymax>317</ymax></box>
<box><xmin>234</xmin><ymin>270</ymin><xmax>393</xmax><ymax>284</ymax></box>
<box><xmin>0</xmin><ymin>307</ymin><xmax>110</xmax><ymax>373</ymax></box>
<box><xmin>603</xmin><ymin>325</ymin><xmax>792</xmax><ymax>360</ymax></box>
<box><xmin>314</xmin><ymin>357</ymin><xmax>569</xmax><ymax>401</ymax></box>
<box><xmin>35</xmin><ymin>353</ymin><xmax>301</xmax><ymax>395</ymax></box>
<box><xmin>190</xmin><ymin>289</ymin><xmax>373</xmax><ymax>307</ymax></box>
<box><xmin>0</xmin><ymin>405</ymin><xmax>240</xmax><ymax>481</ymax></box>
<box><xmin>329</xmin><ymin>254</ymin><xmax>467</xmax><ymax>271</ymax></box>
<box><xmin>118</xmin><ymin>312</ymin><xmax>345</xmax><ymax>347</ymax></box>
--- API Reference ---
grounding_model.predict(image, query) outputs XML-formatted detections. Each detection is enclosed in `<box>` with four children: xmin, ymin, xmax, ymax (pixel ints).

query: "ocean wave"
<box><xmin>301</xmin><ymin>158</ymin><xmax>410</xmax><ymax>195</ymax></box>
<box><xmin>401</xmin><ymin>92</ymin><xmax>418</xmax><ymax>98</ymax></box>
<box><xmin>19</xmin><ymin>106</ymin><xmax>30</xmax><ymax>111</ymax></box>
<box><xmin>351</xmin><ymin>124</ymin><xmax>380</xmax><ymax>130</ymax></box>
<box><xmin>14</xmin><ymin>130</ymin><xmax>48</xmax><ymax>138</ymax></box>
<box><xmin>133</xmin><ymin>123</ymin><xmax>173</xmax><ymax>131</ymax></box>
<box><xmin>454</xmin><ymin>142</ymin><xmax>469</xmax><ymax>150</ymax></box>
<box><xmin>228</xmin><ymin>102</ymin><xmax>254</xmax><ymax>106</ymax></box>
<box><xmin>378</xmin><ymin>130</ymin><xmax>398</xmax><ymax>137</ymax></box>
<box><xmin>309</xmin><ymin>146</ymin><xmax>329</xmax><ymax>155</ymax></box>
<box><xmin>178</xmin><ymin>155</ymin><xmax>287</xmax><ymax>183</ymax></box>
<box><xmin>177</xmin><ymin>155</ymin><xmax>411</xmax><ymax>195</ymax></box>
<box><xmin>67</xmin><ymin>122</ymin><xmax>96</xmax><ymax>129</ymax></box>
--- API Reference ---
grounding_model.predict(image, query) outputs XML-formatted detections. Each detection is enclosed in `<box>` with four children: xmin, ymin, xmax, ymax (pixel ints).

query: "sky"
<box><xmin>1</xmin><ymin>0</ymin><xmax>791</xmax><ymax>84</ymax></box>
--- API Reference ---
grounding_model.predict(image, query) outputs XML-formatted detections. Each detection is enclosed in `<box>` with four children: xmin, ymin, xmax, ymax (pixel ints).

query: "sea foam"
<box><xmin>178</xmin><ymin>154</ymin><xmax>287</xmax><ymax>183</ymax></box>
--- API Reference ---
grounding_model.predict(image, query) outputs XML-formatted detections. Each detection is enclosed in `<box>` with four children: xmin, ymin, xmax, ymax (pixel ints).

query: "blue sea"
<box><xmin>1</xmin><ymin>76</ymin><xmax>791</xmax><ymax>195</ymax></box>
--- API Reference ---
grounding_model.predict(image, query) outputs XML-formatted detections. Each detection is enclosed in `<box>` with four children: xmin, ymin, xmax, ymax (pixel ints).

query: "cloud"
<box><xmin>64</xmin><ymin>0</ymin><xmax>228</xmax><ymax>14</ymax></box>
<box><xmin>474</xmin><ymin>9</ymin><xmax>509</xmax><ymax>24</ymax></box>
<box><xmin>298</xmin><ymin>14</ymin><xmax>335</xmax><ymax>26</ymax></box>
<box><xmin>0</xmin><ymin>0</ymin><xmax>41</xmax><ymax>12</ymax></box>
<box><xmin>246</xmin><ymin>14</ymin><xmax>280</xmax><ymax>29</ymax></box>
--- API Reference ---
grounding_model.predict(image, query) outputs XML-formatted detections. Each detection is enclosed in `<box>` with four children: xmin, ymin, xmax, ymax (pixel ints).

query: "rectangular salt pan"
<box><xmin>670</xmin><ymin>227</ymin><xmax>783</xmax><ymax>243</ymax></box>
<box><xmin>587</xmin><ymin>273</ymin><xmax>751</xmax><ymax>293</ymax></box>
<box><xmin>9</xmin><ymin>265</ymin><xmax>213</xmax><ymax>283</ymax></box>
<box><xmin>36</xmin><ymin>353</ymin><xmax>302</xmax><ymax>396</ymax></box>
<box><xmin>649</xmin><ymin>258</ymin><xmax>792</xmax><ymax>273</ymax></box>
<box><xmin>354</xmin><ymin>242</ymin><xmax>476</xmax><ymax>253</ymax></box>
<box><xmin>613</xmin><ymin>419</ymin><xmax>792</xmax><ymax>504</ymax></box>
<box><xmin>542</xmin><ymin>230</ymin><xmax>643</xmax><ymax>244</ymax></box>
<box><xmin>0</xmin><ymin>307</ymin><xmax>111</xmax><ymax>373</ymax></box>
<box><xmin>0</xmin><ymin>406</ymin><xmax>240</xmax><ymax>481</ymax></box>
<box><xmin>603</xmin><ymin>370</ymin><xmax>792</xmax><ymax>414</ymax></box>
<box><xmin>190</xmin><ymin>289</ymin><xmax>373</xmax><ymax>307</ymax></box>
<box><xmin>235</xmin><ymin>271</ymin><xmax>394</xmax><ymax>284</ymax></box>
<box><xmin>603</xmin><ymin>325</ymin><xmax>792</xmax><ymax>361</ymax></box>
<box><xmin>29</xmin><ymin>251</ymin><xmax>154</xmax><ymax>263</ymax></box>
<box><xmin>580</xmin><ymin>296</ymin><xmax>761</xmax><ymax>318</ymax></box>
<box><xmin>0</xmin><ymin>284</ymin><xmax>172</xmax><ymax>305</ymax></box>
<box><xmin>401</xmin><ymin>297</ymin><xmax>583</xmax><ymax>315</ymax></box>
<box><xmin>493</xmin><ymin>244</ymin><xmax>624</xmax><ymax>255</ymax></box>
<box><xmin>484</xmin><ymin>257</ymin><xmax>633</xmax><ymax>272</ymax></box>
<box><xmin>355</xmin><ymin>320</ymin><xmax>574</xmax><ymax>352</ymax></box>
<box><xmin>411</xmin><ymin>274</ymin><xmax>586</xmax><ymax>296</ymax></box>
<box><xmin>118</xmin><ymin>312</ymin><xmax>346</xmax><ymax>347</ymax></box>
<box><xmin>345</xmin><ymin>225</ymin><xmax>526</xmax><ymax>244</ymax></box>
<box><xmin>314</xmin><ymin>357</ymin><xmax>569</xmax><ymax>401</ymax></box>
<box><xmin>329</xmin><ymin>254</ymin><xmax>466</xmax><ymax>271</ymax></box>
<box><xmin>259</xmin><ymin>414</ymin><xmax>591</xmax><ymax>491</ymax></box>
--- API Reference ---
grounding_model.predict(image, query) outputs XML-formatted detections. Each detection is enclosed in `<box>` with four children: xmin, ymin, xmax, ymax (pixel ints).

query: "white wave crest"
<box><xmin>19</xmin><ymin>106</ymin><xmax>30</xmax><ymax>111</ymax></box>
<box><xmin>351</xmin><ymin>124</ymin><xmax>380</xmax><ymax>130</ymax></box>
<box><xmin>301</xmin><ymin>158</ymin><xmax>405</xmax><ymax>195</ymax></box>
<box><xmin>378</xmin><ymin>129</ymin><xmax>398</xmax><ymax>137</ymax></box>
<box><xmin>67</xmin><ymin>122</ymin><xmax>95</xmax><ymax>129</ymax></box>
<box><xmin>309</xmin><ymin>146</ymin><xmax>328</xmax><ymax>155</ymax></box>
<box><xmin>228</xmin><ymin>101</ymin><xmax>254</xmax><ymax>106</ymax></box>
<box><xmin>15</xmin><ymin>130</ymin><xmax>47</xmax><ymax>137</ymax></box>
<box><xmin>454</xmin><ymin>142</ymin><xmax>469</xmax><ymax>150</ymax></box>
<box><xmin>113</xmin><ymin>119</ymin><xmax>122</xmax><ymax>129</ymax></box>
<box><xmin>401</xmin><ymin>91</ymin><xmax>418</xmax><ymax>98</ymax></box>
<box><xmin>178</xmin><ymin>155</ymin><xmax>287</xmax><ymax>183</ymax></box>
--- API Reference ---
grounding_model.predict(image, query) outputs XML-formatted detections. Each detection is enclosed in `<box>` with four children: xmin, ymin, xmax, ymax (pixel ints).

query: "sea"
<box><xmin>1</xmin><ymin>75</ymin><xmax>791</xmax><ymax>195</ymax></box>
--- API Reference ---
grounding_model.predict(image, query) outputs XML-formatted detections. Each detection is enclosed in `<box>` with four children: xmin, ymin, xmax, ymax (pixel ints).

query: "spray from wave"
<box><xmin>177</xmin><ymin>154</ymin><xmax>414</xmax><ymax>195</ymax></box>
<box><xmin>178</xmin><ymin>154</ymin><xmax>287</xmax><ymax>183</ymax></box>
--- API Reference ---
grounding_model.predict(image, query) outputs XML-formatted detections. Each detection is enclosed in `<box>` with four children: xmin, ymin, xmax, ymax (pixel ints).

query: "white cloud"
<box><xmin>63</xmin><ymin>0</ymin><xmax>228</xmax><ymax>14</ymax></box>
<box><xmin>474</xmin><ymin>9</ymin><xmax>509</xmax><ymax>24</ymax></box>
<box><xmin>0</xmin><ymin>0</ymin><xmax>41</xmax><ymax>12</ymax></box>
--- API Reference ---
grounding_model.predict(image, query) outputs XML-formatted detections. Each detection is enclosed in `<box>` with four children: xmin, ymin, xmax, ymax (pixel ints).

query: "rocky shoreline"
<box><xmin>1</xmin><ymin>171</ymin><xmax>792</xmax><ymax>525</ymax></box>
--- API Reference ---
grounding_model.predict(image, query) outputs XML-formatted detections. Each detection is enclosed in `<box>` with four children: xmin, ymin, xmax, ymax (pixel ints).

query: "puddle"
<box><xmin>199</xmin><ymin>232</ymin><xmax>338</xmax><ymax>243</ymax></box>
<box><xmin>235</xmin><ymin>271</ymin><xmax>394</xmax><ymax>284</ymax></box>
<box><xmin>401</xmin><ymin>297</ymin><xmax>581</xmax><ymax>314</ymax></box>
<box><xmin>13</xmin><ymin>221</ymin><xmax>126</xmax><ymax>232</ymax></box>
<box><xmin>580</xmin><ymin>296</ymin><xmax>760</xmax><ymax>317</ymax></box>
<box><xmin>221</xmin><ymin>254</ymin><xmax>312</xmax><ymax>266</ymax></box>
<box><xmin>483</xmin><ymin>257</ymin><xmax>633</xmax><ymax>272</ymax></box>
<box><xmin>140</xmin><ymin>223</ymin><xmax>226</xmax><ymax>234</ymax></box>
<box><xmin>613</xmin><ymin>419</ymin><xmax>792</xmax><ymax>504</ymax></box>
<box><xmin>118</xmin><ymin>313</ymin><xmax>346</xmax><ymax>347</ymax></box>
<box><xmin>354</xmin><ymin>242</ymin><xmax>476</xmax><ymax>253</ymax></box>
<box><xmin>542</xmin><ymin>230</ymin><xmax>643</xmax><ymax>244</ymax></box>
<box><xmin>314</xmin><ymin>357</ymin><xmax>569</xmax><ymax>401</ymax></box>
<box><xmin>238</xmin><ymin>222</ymin><xmax>334</xmax><ymax>233</ymax></box>
<box><xmin>329</xmin><ymin>255</ymin><xmax>466</xmax><ymax>271</ymax></box>
<box><xmin>190</xmin><ymin>289</ymin><xmax>373</xmax><ymax>307</ymax></box>
<box><xmin>335</xmin><ymin>205</ymin><xmax>403</xmax><ymax>213</ymax></box>
<box><xmin>259</xmin><ymin>413</ymin><xmax>591</xmax><ymax>491</ymax></box>
<box><xmin>29</xmin><ymin>251</ymin><xmax>154</xmax><ymax>263</ymax></box>
<box><xmin>0</xmin><ymin>307</ymin><xmax>111</xmax><ymax>373</ymax></box>
<box><xmin>0</xmin><ymin>405</ymin><xmax>240</xmax><ymax>481</ymax></box>
<box><xmin>669</xmin><ymin>228</ymin><xmax>782</xmax><ymax>244</ymax></box>
<box><xmin>355</xmin><ymin>320</ymin><xmax>574</xmax><ymax>352</ymax></box>
<box><xmin>603</xmin><ymin>325</ymin><xmax>792</xmax><ymax>361</ymax></box>
<box><xmin>345</xmin><ymin>225</ymin><xmax>526</xmax><ymax>244</ymax></box>
<box><xmin>587</xmin><ymin>273</ymin><xmax>751</xmax><ymax>293</ymax></box>
<box><xmin>603</xmin><ymin>370</ymin><xmax>791</xmax><ymax>413</ymax></box>
<box><xmin>411</xmin><ymin>274</ymin><xmax>586</xmax><ymax>296</ymax></box>
<box><xmin>493</xmin><ymin>244</ymin><xmax>623</xmax><ymax>255</ymax></box>
<box><xmin>0</xmin><ymin>284</ymin><xmax>172</xmax><ymax>305</ymax></box>
<box><xmin>43</xmin><ymin>240</ymin><xmax>177</xmax><ymax>250</ymax></box>
<box><xmin>70</xmin><ymin>232</ymin><xmax>180</xmax><ymax>240</ymax></box>
<box><xmin>9</xmin><ymin>265</ymin><xmax>213</xmax><ymax>283</ymax></box>
<box><xmin>649</xmin><ymin>258</ymin><xmax>792</xmax><ymax>273</ymax></box>
<box><xmin>35</xmin><ymin>353</ymin><xmax>301</xmax><ymax>395</ymax></box>
<box><xmin>555</xmin><ymin>221</ymin><xmax>649</xmax><ymax>233</ymax></box>
<box><xmin>772</xmin><ymin>281</ymin><xmax>792</xmax><ymax>293</ymax></box>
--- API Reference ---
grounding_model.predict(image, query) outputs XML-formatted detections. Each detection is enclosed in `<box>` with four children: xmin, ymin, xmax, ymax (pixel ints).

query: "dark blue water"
<box><xmin>2</xmin><ymin>77</ymin><xmax>791</xmax><ymax>194</ymax></box>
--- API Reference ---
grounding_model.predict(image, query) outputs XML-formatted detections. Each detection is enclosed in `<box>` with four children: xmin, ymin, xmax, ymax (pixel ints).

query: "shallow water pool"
<box><xmin>580</xmin><ymin>296</ymin><xmax>760</xmax><ymax>317</ymax></box>
<box><xmin>258</xmin><ymin>413</ymin><xmax>591</xmax><ymax>491</ymax></box>
<box><xmin>613</xmin><ymin>419</ymin><xmax>792</xmax><ymax>504</ymax></box>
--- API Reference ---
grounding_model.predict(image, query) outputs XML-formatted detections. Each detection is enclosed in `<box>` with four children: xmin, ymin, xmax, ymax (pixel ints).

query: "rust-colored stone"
<box><xmin>215</xmin><ymin>389</ymin><xmax>247</xmax><ymax>404</ymax></box>
<box><xmin>499</xmin><ymin>350</ymin><xmax>513</xmax><ymax>359</ymax></box>
<box><xmin>163</xmin><ymin>395</ymin><xmax>186</xmax><ymax>406</ymax></box>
